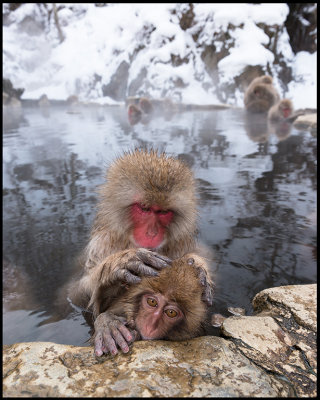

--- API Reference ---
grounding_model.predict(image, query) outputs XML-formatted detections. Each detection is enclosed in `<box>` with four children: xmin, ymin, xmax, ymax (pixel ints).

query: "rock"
<box><xmin>3</xmin><ymin>91</ymin><xmax>10</xmax><ymax>105</ymax></box>
<box><xmin>3</xmin><ymin>337</ymin><xmax>292</xmax><ymax>397</ymax></box>
<box><xmin>3</xmin><ymin>78</ymin><xmax>24</xmax><ymax>99</ymax></box>
<box><xmin>285</xmin><ymin>4</ymin><xmax>317</xmax><ymax>54</ymax></box>
<box><xmin>253</xmin><ymin>284</ymin><xmax>317</xmax><ymax>375</ymax></box>
<box><xmin>293</xmin><ymin>113</ymin><xmax>317</xmax><ymax>131</ymax></box>
<box><xmin>252</xmin><ymin>284</ymin><xmax>317</xmax><ymax>332</ymax></box>
<box><xmin>38</xmin><ymin>94</ymin><xmax>50</xmax><ymax>107</ymax></box>
<box><xmin>102</xmin><ymin>61</ymin><xmax>130</xmax><ymax>101</ymax></box>
<box><xmin>222</xmin><ymin>284</ymin><xmax>317</xmax><ymax>397</ymax></box>
<box><xmin>6</xmin><ymin>97</ymin><xmax>21</xmax><ymax>107</ymax></box>
<box><xmin>66</xmin><ymin>95</ymin><xmax>79</xmax><ymax>105</ymax></box>
<box><xmin>3</xmin><ymin>284</ymin><xmax>316</xmax><ymax>397</ymax></box>
<box><xmin>227</xmin><ymin>307</ymin><xmax>246</xmax><ymax>316</ymax></box>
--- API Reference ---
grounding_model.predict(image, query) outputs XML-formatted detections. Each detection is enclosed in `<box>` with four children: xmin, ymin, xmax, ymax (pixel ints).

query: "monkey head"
<box><xmin>244</xmin><ymin>75</ymin><xmax>280</xmax><ymax>113</ymax></box>
<box><xmin>123</xmin><ymin>254</ymin><xmax>208</xmax><ymax>341</ymax></box>
<box><xmin>246</xmin><ymin>84</ymin><xmax>278</xmax><ymax>113</ymax></box>
<box><xmin>128</xmin><ymin>104</ymin><xmax>142</xmax><ymax>125</ymax></box>
<box><xmin>278</xmin><ymin>99</ymin><xmax>293</xmax><ymax>119</ymax></box>
<box><xmin>257</xmin><ymin>75</ymin><xmax>273</xmax><ymax>85</ymax></box>
<box><xmin>98</xmin><ymin>149</ymin><xmax>197</xmax><ymax>252</ymax></box>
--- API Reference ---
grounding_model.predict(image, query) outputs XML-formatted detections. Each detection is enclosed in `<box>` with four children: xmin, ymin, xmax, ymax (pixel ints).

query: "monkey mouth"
<box><xmin>130</xmin><ymin>234</ymin><xmax>167</xmax><ymax>250</ymax></box>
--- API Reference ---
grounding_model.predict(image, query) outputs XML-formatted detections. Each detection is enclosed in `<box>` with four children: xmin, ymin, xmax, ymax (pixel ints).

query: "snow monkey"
<box><xmin>268</xmin><ymin>99</ymin><xmax>294</xmax><ymax>121</ymax></box>
<box><xmin>244</xmin><ymin>75</ymin><xmax>280</xmax><ymax>113</ymax></box>
<box><xmin>90</xmin><ymin>254</ymin><xmax>210</xmax><ymax>356</ymax></box>
<box><xmin>127</xmin><ymin>103</ymin><xmax>142</xmax><ymax>125</ymax></box>
<box><xmin>69</xmin><ymin>149</ymin><xmax>214</xmax><ymax>356</ymax></box>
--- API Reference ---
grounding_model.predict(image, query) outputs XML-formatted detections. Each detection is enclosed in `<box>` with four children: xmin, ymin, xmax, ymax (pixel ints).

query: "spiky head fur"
<box><xmin>92</xmin><ymin>149</ymin><xmax>197</xmax><ymax>254</ymax></box>
<box><xmin>122</xmin><ymin>255</ymin><xmax>207</xmax><ymax>340</ymax></box>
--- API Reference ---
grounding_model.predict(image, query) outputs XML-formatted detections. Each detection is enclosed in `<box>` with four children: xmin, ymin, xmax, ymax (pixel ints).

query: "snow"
<box><xmin>3</xmin><ymin>3</ymin><xmax>317</xmax><ymax>108</ymax></box>
<box><xmin>218</xmin><ymin>20</ymin><xmax>275</xmax><ymax>82</ymax></box>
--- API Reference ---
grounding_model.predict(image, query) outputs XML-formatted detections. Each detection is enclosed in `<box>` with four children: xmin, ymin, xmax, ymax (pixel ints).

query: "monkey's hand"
<box><xmin>93</xmin><ymin>311</ymin><xmax>138</xmax><ymax>357</ymax></box>
<box><xmin>99</xmin><ymin>248</ymin><xmax>172</xmax><ymax>286</ymax></box>
<box><xmin>185</xmin><ymin>254</ymin><xmax>215</xmax><ymax>307</ymax></box>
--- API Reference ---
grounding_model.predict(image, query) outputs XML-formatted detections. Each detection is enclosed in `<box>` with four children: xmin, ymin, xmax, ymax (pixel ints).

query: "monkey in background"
<box><xmin>268</xmin><ymin>99</ymin><xmax>294</xmax><ymax>122</ymax></box>
<box><xmin>127</xmin><ymin>97</ymin><xmax>153</xmax><ymax>125</ymax></box>
<box><xmin>244</xmin><ymin>75</ymin><xmax>280</xmax><ymax>113</ymax></box>
<box><xmin>69</xmin><ymin>149</ymin><xmax>214</xmax><ymax>356</ymax></box>
<box><xmin>128</xmin><ymin>104</ymin><xmax>142</xmax><ymax>125</ymax></box>
<box><xmin>267</xmin><ymin>99</ymin><xmax>294</xmax><ymax>141</ymax></box>
<box><xmin>127</xmin><ymin>97</ymin><xmax>177</xmax><ymax>125</ymax></box>
<box><xmin>139</xmin><ymin>97</ymin><xmax>154</xmax><ymax>115</ymax></box>
<box><xmin>90</xmin><ymin>254</ymin><xmax>209</xmax><ymax>356</ymax></box>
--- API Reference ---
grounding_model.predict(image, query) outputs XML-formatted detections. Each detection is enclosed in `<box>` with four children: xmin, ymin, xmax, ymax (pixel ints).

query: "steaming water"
<box><xmin>3</xmin><ymin>105</ymin><xmax>317</xmax><ymax>345</ymax></box>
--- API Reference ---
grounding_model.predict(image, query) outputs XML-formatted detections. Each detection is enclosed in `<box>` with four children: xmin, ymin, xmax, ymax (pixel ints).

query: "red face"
<box><xmin>128</xmin><ymin>105</ymin><xmax>142</xmax><ymax>125</ymax></box>
<box><xmin>253</xmin><ymin>88</ymin><xmax>262</xmax><ymax>98</ymax></box>
<box><xmin>282</xmin><ymin>107</ymin><xmax>291</xmax><ymax>118</ymax></box>
<box><xmin>135</xmin><ymin>293</ymin><xmax>183</xmax><ymax>340</ymax></box>
<box><xmin>130</xmin><ymin>203</ymin><xmax>174</xmax><ymax>249</ymax></box>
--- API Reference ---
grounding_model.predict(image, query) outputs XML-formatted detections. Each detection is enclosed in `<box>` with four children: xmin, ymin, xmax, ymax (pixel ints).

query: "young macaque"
<box><xmin>69</xmin><ymin>149</ymin><xmax>214</xmax><ymax>356</ymax></box>
<box><xmin>90</xmin><ymin>254</ymin><xmax>209</xmax><ymax>356</ymax></box>
<box><xmin>268</xmin><ymin>99</ymin><xmax>294</xmax><ymax>122</ymax></box>
<box><xmin>244</xmin><ymin>75</ymin><xmax>280</xmax><ymax>113</ymax></box>
<box><xmin>127</xmin><ymin>104</ymin><xmax>142</xmax><ymax>125</ymax></box>
<box><xmin>267</xmin><ymin>99</ymin><xmax>294</xmax><ymax>141</ymax></box>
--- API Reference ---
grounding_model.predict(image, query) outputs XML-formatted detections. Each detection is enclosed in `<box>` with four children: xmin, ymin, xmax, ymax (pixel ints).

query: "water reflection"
<box><xmin>3</xmin><ymin>106</ymin><xmax>317</xmax><ymax>345</ymax></box>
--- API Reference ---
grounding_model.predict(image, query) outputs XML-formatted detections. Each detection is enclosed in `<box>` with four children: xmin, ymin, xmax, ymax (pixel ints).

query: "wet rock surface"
<box><xmin>3</xmin><ymin>338</ymin><xmax>292</xmax><ymax>397</ymax></box>
<box><xmin>3</xmin><ymin>284</ymin><xmax>316</xmax><ymax>397</ymax></box>
<box><xmin>293</xmin><ymin>113</ymin><xmax>317</xmax><ymax>132</ymax></box>
<box><xmin>223</xmin><ymin>284</ymin><xmax>317</xmax><ymax>397</ymax></box>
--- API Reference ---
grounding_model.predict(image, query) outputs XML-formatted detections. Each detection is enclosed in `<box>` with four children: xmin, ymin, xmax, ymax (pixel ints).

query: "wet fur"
<box><xmin>70</xmin><ymin>149</ymin><xmax>204</xmax><ymax>310</ymax></box>
<box><xmin>244</xmin><ymin>75</ymin><xmax>280</xmax><ymax>113</ymax></box>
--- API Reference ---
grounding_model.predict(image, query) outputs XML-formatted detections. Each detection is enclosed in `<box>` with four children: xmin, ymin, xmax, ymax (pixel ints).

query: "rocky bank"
<box><xmin>3</xmin><ymin>284</ymin><xmax>316</xmax><ymax>397</ymax></box>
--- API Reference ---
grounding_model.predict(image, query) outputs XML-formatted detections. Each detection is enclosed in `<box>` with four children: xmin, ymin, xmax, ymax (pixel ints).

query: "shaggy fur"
<box><xmin>108</xmin><ymin>254</ymin><xmax>208</xmax><ymax>341</ymax></box>
<box><xmin>268</xmin><ymin>99</ymin><xmax>293</xmax><ymax>121</ymax></box>
<box><xmin>244</xmin><ymin>75</ymin><xmax>280</xmax><ymax>113</ymax></box>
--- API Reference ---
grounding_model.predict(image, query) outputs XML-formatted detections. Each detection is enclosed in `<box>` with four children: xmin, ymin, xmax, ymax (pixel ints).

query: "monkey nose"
<box><xmin>146</xmin><ymin>225</ymin><xmax>158</xmax><ymax>237</ymax></box>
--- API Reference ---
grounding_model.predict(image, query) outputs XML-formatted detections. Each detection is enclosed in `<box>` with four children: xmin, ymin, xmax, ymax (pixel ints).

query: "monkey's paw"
<box><xmin>186</xmin><ymin>256</ymin><xmax>215</xmax><ymax>307</ymax></box>
<box><xmin>113</xmin><ymin>248</ymin><xmax>172</xmax><ymax>285</ymax></box>
<box><xmin>93</xmin><ymin>312</ymin><xmax>138</xmax><ymax>357</ymax></box>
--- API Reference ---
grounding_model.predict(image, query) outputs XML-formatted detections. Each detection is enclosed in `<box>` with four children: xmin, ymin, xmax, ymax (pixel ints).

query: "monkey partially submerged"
<box><xmin>90</xmin><ymin>254</ymin><xmax>209</xmax><ymax>356</ymax></box>
<box><xmin>268</xmin><ymin>99</ymin><xmax>294</xmax><ymax>121</ymax></box>
<box><xmin>69</xmin><ymin>149</ymin><xmax>214</xmax><ymax>356</ymax></box>
<box><xmin>244</xmin><ymin>75</ymin><xmax>280</xmax><ymax>113</ymax></box>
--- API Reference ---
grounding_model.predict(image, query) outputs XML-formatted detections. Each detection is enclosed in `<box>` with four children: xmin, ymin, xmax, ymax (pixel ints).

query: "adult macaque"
<box><xmin>268</xmin><ymin>99</ymin><xmax>294</xmax><ymax>121</ymax></box>
<box><xmin>69</xmin><ymin>149</ymin><xmax>214</xmax><ymax>356</ymax></box>
<box><xmin>90</xmin><ymin>254</ymin><xmax>209</xmax><ymax>356</ymax></box>
<box><xmin>244</xmin><ymin>75</ymin><xmax>280</xmax><ymax>113</ymax></box>
<box><xmin>139</xmin><ymin>97</ymin><xmax>154</xmax><ymax>115</ymax></box>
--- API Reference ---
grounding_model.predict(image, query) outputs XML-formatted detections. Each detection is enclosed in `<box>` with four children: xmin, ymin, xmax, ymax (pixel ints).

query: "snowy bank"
<box><xmin>3</xmin><ymin>3</ymin><xmax>317</xmax><ymax>109</ymax></box>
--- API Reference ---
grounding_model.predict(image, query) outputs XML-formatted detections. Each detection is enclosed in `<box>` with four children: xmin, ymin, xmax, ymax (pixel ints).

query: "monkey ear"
<box><xmin>187</xmin><ymin>258</ymin><xmax>195</xmax><ymax>265</ymax></box>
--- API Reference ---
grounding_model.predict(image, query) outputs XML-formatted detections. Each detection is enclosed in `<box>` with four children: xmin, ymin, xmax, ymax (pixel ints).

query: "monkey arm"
<box><xmin>93</xmin><ymin>310</ymin><xmax>138</xmax><ymax>356</ymax></box>
<box><xmin>92</xmin><ymin>248</ymin><xmax>171</xmax><ymax>287</ymax></box>
<box><xmin>184</xmin><ymin>253</ymin><xmax>215</xmax><ymax>306</ymax></box>
<box><xmin>85</xmin><ymin>248</ymin><xmax>171</xmax><ymax>316</ymax></box>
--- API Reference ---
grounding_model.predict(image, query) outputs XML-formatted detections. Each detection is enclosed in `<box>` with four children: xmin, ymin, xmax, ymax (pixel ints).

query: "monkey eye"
<box><xmin>156</xmin><ymin>210</ymin><xmax>169</xmax><ymax>215</ymax></box>
<box><xmin>139</xmin><ymin>205</ymin><xmax>151</xmax><ymax>213</ymax></box>
<box><xmin>165</xmin><ymin>309</ymin><xmax>178</xmax><ymax>318</ymax></box>
<box><xmin>147</xmin><ymin>297</ymin><xmax>158</xmax><ymax>307</ymax></box>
